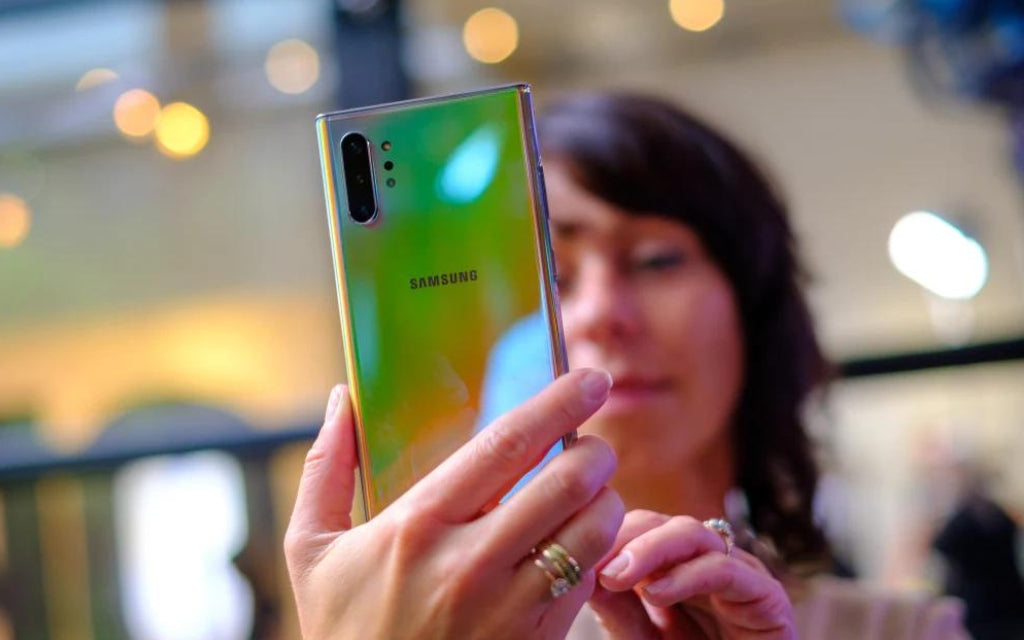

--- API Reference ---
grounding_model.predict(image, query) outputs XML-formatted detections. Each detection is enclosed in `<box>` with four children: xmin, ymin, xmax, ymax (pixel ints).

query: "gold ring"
<box><xmin>702</xmin><ymin>518</ymin><xmax>735</xmax><ymax>556</ymax></box>
<box><xmin>532</xmin><ymin>541</ymin><xmax>582</xmax><ymax>599</ymax></box>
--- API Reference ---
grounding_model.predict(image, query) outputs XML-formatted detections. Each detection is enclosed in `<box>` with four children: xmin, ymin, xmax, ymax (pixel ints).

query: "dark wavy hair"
<box><xmin>537</xmin><ymin>92</ymin><xmax>831</xmax><ymax>568</ymax></box>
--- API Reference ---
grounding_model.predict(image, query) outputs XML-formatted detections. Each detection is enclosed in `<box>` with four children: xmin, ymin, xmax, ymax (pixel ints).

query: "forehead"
<box><xmin>545</xmin><ymin>162</ymin><xmax>698</xmax><ymax>246</ymax></box>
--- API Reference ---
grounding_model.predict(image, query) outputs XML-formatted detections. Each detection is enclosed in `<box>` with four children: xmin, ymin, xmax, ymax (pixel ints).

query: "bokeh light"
<box><xmin>888</xmin><ymin>211</ymin><xmax>988</xmax><ymax>300</ymax></box>
<box><xmin>0</xmin><ymin>193</ymin><xmax>31</xmax><ymax>248</ymax></box>
<box><xmin>463</xmin><ymin>8</ymin><xmax>519</xmax><ymax>64</ymax></box>
<box><xmin>75</xmin><ymin>67</ymin><xmax>119</xmax><ymax>91</ymax></box>
<box><xmin>669</xmin><ymin>0</ymin><xmax>725</xmax><ymax>32</ymax></box>
<box><xmin>265</xmin><ymin>39</ymin><xmax>321</xmax><ymax>95</ymax></box>
<box><xmin>113</xmin><ymin>89</ymin><xmax>161</xmax><ymax>139</ymax></box>
<box><xmin>154</xmin><ymin>102</ymin><xmax>210</xmax><ymax>159</ymax></box>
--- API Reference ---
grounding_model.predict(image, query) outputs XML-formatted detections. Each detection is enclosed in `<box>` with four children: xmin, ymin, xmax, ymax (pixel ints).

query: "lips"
<box><xmin>609</xmin><ymin>374</ymin><xmax>671</xmax><ymax>392</ymax></box>
<box><xmin>602</xmin><ymin>374</ymin><xmax>672</xmax><ymax>412</ymax></box>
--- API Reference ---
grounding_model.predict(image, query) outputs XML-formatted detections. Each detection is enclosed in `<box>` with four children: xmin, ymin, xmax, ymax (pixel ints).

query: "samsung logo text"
<box><xmin>410</xmin><ymin>270</ymin><xmax>479</xmax><ymax>290</ymax></box>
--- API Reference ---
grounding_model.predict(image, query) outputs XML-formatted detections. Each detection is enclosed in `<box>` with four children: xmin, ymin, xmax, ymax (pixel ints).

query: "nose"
<box><xmin>562</xmin><ymin>258</ymin><xmax>642</xmax><ymax>346</ymax></box>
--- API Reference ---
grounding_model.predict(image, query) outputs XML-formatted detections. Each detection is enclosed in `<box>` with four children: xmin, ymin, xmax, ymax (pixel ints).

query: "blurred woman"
<box><xmin>539</xmin><ymin>92</ymin><xmax>968</xmax><ymax>639</ymax></box>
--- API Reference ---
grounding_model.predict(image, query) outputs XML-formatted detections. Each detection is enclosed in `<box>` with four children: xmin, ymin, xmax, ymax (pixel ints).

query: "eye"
<box><xmin>555</xmin><ymin>268</ymin><xmax>575</xmax><ymax>294</ymax></box>
<box><xmin>631</xmin><ymin>250</ymin><xmax>686</xmax><ymax>272</ymax></box>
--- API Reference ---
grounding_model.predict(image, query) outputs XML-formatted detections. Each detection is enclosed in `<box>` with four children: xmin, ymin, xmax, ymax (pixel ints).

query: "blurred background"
<box><xmin>1</xmin><ymin>0</ymin><xmax>1023</xmax><ymax>638</ymax></box>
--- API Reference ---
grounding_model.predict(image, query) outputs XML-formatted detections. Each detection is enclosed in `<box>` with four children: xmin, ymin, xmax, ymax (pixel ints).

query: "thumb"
<box><xmin>588</xmin><ymin>584</ymin><xmax>663</xmax><ymax>640</ymax></box>
<box><xmin>284</xmin><ymin>385</ymin><xmax>359</xmax><ymax>570</ymax></box>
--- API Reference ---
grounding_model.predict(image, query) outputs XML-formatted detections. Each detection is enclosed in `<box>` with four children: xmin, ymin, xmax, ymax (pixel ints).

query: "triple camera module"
<box><xmin>340</xmin><ymin>132</ymin><xmax>378</xmax><ymax>223</ymax></box>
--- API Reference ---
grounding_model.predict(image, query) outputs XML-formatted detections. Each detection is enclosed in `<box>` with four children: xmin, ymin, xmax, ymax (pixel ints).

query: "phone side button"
<box><xmin>536</xmin><ymin>164</ymin><xmax>550</xmax><ymax>220</ymax></box>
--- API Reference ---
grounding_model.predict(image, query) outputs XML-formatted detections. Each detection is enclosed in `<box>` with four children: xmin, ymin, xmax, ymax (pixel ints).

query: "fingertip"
<box><xmin>317</xmin><ymin>384</ymin><xmax>354</xmax><ymax>457</ymax></box>
<box><xmin>640</xmin><ymin>578</ymin><xmax>678</xmax><ymax>607</ymax></box>
<box><xmin>575</xmin><ymin>368</ymin><xmax>612</xmax><ymax>408</ymax></box>
<box><xmin>596</xmin><ymin>577</ymin><xmax>633</xmax><ymax>593</ymax></box>
<box><xmin>308</xmin><ymin>384</ymin><xmax>352</xmax><ymax>462</ymax></box>
<box><xmin>324</xmin><ymin>383</ymin><xmax>347</xmax><ymax>422</ymax></box>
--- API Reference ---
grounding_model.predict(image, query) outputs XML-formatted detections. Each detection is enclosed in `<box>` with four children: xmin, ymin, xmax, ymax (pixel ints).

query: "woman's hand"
<box><xmin>590</xmin><ymin>510</ymin><xmax>795</xmax><ymax>640</ymax></box>
<box><xmin>284</xmin><ymin>369</ymin><xmax>625</xmax><ymax>640</ymax></box>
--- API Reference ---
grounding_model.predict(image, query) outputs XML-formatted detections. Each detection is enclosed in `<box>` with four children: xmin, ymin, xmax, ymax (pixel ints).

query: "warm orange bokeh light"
<box><xmin>669</xmin><ymin>0</ymin><xmax>725</xmax><ymax>32</ymax></box>
<box><xmin>154</xmin><ymin>102</ymin><xmax>210</xmax><ymax>159</ymax></box>
<box><xmin>265</xmin><ymin>39</ymin><xmax>321</xmax><ymax>94</ymax></box>
<box><xmin>0</xmin><ymin>193</ymin><xmax>31</xmax><ymax>248</ymax></box>
<box><xmin>463</xmin><ymin>7</ymin><xmax>519</xmax><ymax>64</ymax></box>
<box><xmin>113</xmin><ymin>89</ymin><xmax>161</xmax><ymax>139</ymax></box>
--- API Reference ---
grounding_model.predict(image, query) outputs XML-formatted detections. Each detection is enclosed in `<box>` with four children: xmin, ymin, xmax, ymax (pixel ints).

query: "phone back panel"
<box><xmin>316</xmin><ymin>85</ymin><xmax>568</xmax><ymax>517</ymax></box>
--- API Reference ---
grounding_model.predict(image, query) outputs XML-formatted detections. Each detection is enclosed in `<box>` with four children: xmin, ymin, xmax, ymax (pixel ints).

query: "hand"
<box><xmin>284</xmin><ymin>369</ymin><xmax>625</xmax><ymax>640</ymax></box>
<box><xmin>590</xmin><ymin>510</ymin><xmax>795</xmax><ymax>640</ymax></box>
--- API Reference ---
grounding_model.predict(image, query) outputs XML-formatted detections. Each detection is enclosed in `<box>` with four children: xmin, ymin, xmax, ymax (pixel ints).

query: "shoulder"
<box><xmin>792</xmin><ymin>576</ymin><xmax>970</xmax><ymax>640</ymax></box>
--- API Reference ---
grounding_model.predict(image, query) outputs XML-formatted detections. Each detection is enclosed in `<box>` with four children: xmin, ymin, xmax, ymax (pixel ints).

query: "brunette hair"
<box><xmin>538</xmin><ymin>92</ymin><xmax>831</xmax><ymax>567</ymax></box>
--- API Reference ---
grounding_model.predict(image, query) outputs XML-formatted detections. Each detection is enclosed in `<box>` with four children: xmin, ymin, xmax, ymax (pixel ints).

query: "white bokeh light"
<box><xmin>888</xmin><ymin>211</ymin><xmax>988</xmax><ymax>300</ymax></box>
<box><xmin>114</xmin><ymin>452</ymin><xmax>253</xmax><ymax>640</ymax></box>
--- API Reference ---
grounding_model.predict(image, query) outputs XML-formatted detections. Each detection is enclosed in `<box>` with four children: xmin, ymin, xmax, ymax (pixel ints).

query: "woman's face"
<box><xmin>545</xmin><ymin>162</ymin><xmax>745</xmax><ymax>476</ymax></box>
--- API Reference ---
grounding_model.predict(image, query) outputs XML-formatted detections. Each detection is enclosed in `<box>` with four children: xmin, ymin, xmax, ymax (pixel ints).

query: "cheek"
<box><xmin>663</xmin><ymin>281</ymin><xmax>745</xmax><ymax>407</ymax></box>
<box><xmin>560</xmin><ymin>302</ymin><xmax>587</xmax><ymax>356</ymax></box>
<box><xmin>562</xmin><ymin>334</ymin><xmax>592</xmax><ymax>373</ymax></box>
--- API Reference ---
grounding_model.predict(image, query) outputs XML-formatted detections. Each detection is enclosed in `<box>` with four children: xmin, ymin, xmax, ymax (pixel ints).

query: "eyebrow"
<box><xmin>552</xmin><ymin>220</ymin><xmax>585</xmax><ymax>239</ymax></box>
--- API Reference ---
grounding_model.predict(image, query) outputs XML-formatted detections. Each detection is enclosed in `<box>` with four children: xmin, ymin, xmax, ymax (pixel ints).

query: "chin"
<box><xmin>583</xmin><ymin>407</ymin><xmax>706</xmax><ymax>467</ymax></box>
<box><xmin>583</xmin><ymin>408</ymin><xmax>678</xmax><ymax>444</ymax></box>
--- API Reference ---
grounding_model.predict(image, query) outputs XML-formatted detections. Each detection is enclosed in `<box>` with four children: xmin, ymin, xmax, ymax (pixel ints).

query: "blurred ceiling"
<box><xmin>1</xmin><ymin>0</ymin><xmax>1022</xmax><ymax>358</ymax></box>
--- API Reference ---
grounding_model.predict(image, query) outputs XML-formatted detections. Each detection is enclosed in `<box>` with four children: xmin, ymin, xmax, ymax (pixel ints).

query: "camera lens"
<box><xmin>340</xmin><ymin>132</ymin><xmax>377</xmax><ymax>223</ymax></box>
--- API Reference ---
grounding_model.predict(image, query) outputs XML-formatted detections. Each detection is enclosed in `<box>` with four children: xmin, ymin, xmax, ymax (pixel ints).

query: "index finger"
<box><xmin>402</xmin><ymin>368</ymin><xmax>612</xmax><ymax>521</ymax></box>
<box><xmin>599</xmin><ymin>514</ymin><xmax>729</xmax><ymax>592</ymax></box>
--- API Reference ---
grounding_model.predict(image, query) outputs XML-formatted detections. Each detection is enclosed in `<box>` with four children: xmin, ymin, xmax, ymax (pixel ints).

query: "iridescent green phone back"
<box><xmin>316</xmin><ymin>85</ymin><xmax>568</xmax><ymax>517</ymax></box>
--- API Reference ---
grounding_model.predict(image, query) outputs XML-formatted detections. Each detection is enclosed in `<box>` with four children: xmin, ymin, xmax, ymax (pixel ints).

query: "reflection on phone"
<box><xmin>476</xmin><ymin>310</ymin><xmax>563</xmax><ymax>500</ymax></box>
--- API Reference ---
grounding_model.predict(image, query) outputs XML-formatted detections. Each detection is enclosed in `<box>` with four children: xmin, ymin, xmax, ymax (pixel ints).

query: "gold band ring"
<box><xmin>532</xmin><ymin>541</ymin><xmax>582</xmax><ymax>598</ymax></box>
<box><xmin>702</xmin><ymin>518</ymin><xmax>735</xmax><ymax>556</ymax></box>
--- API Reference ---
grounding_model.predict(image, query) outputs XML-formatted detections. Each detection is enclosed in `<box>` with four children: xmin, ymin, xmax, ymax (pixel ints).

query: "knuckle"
<box><xmin>477</xmin><ymin>424</ymin><xmax>530</xmax><ymax>471</ymax></box>
<box><xmin>668</xmin><ymin>515</ymin><xmax>702</xmax><ymax>536</ymax></box>
<box><xmin>552</xmin><ymin>398</ymin><xmax>580</xmax><ymax>429</ymax></box>
<box><xmin>438</xmin><ymin>547</ymin><xmax>478</xmax><ymax>600</ymax></box>
<box><xmin>762</xmin><ymin>590</ymin><xmax>794</xmax><ymax>623</ymax></box>
<box><xmin>626</xmin><ymin>508</ymin><xmax>669</xmax><ymax>529</ymax></box>
<box><xmin>545</xmin><ymin>465</ymin><xmax>595</xmax><ymax>505</ymax></box>
<box><xmin>604</xmin><ymin>490</ymin><xmax>626</xmax><ymax>532</ymax></box>
<box><xmin>702</xmin><ymin>562</ymin><xmax>731</xmax><ymax>590</ymax></box>
<box><xmin>388</xmin><ymin>504</ymin><xmax>420</xmax><ymax>535</ymax></box>
<box><xmin>576</xmin><ymin>523</ymin><xmax>613</xmax><ymax>566</ymax></box>
<box><xmin>385</xmin><ymin>505</ymin><xmax>429</xmax><ymax>557</ymax></box>
<box><xmin>301</xmin><ymin>443</ymin><xmax>329</xmax><ymax>477</ymax></box>
<box><xmin>584</xmin><ymin>436</ymin><xmax>618</xmax><ymax>475</ymax></box>
<box><xmin>698</xmin><ymin>574</ymin><xmax>716</xmax><ymax>594</ymax></box>
<box><xmin>282</xmin><ymin>527</ymin><xmax>302</xmax><ymax>560</ymax></box>
<box><xmin>282</xmin><ymin>528</ymin><xmax>316</xmax><ymax>580</ymax></box>
<box><xmin>627</xmin><ymin>532</ymin><xmax>656</xmax><ymax>559</ymax></box>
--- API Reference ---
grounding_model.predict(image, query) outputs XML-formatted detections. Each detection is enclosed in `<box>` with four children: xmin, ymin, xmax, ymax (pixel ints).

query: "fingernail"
<box><xmin>643</xmin><ymin>577</ymin><xmax>670</xmax><ymax>596</ymax></box>
<box><xmin>600</xmin><ymin>551</ymin><xmax>630</xmax><ymax>579</ymax></box>
<box><xmin>580</xmin><ymin>369</ymin><xmax>612</xmax><ymax>406</ymax></box>
<box><xmin>324</xmin><ymin>385</ymin><xmax>343</xmax><ymax>421</ymax></box>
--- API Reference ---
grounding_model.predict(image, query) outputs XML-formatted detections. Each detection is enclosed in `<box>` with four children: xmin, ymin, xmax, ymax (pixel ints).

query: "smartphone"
<box><xmin>316</xmin><ymin>84</ymin><xmax>570</xmax><ymax>518</ymax></box>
